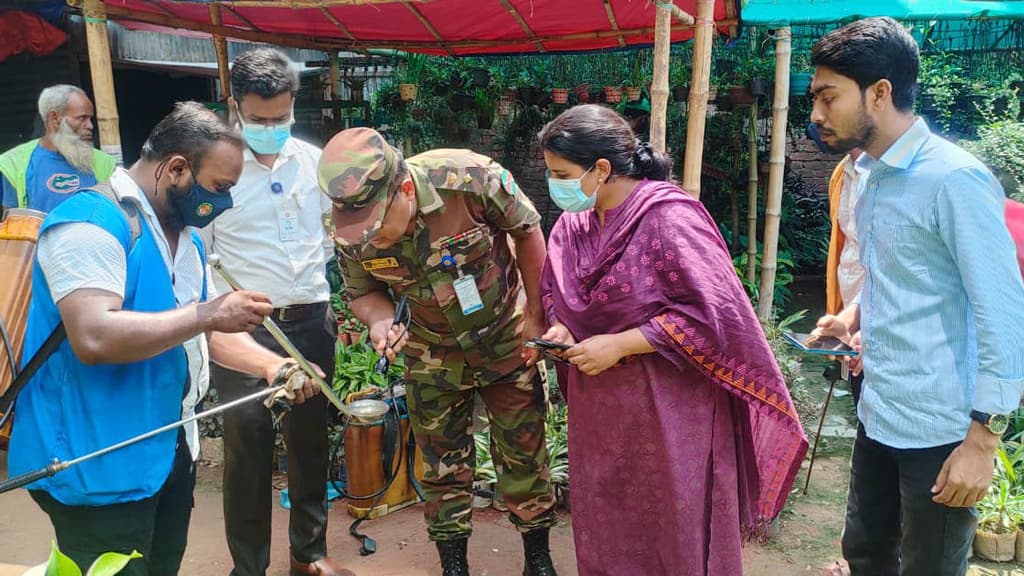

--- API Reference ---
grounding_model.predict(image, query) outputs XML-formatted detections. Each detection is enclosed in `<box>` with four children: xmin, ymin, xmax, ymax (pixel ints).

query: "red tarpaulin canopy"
<box><xmin>87</xmin><ymin>0</ymin><xmax>738</xmax><ymax>55</ymax></box>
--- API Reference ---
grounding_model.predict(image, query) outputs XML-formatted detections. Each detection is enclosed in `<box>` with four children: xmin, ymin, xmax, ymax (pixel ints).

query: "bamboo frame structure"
<box><xmin>649</xmin><ymin>1</ymin><xmax>672</xmax><ymax>152</ymax></box>
<box><xmin>328</xmin><ymin>51</ymin><xmax>340</xmax><ymax>100</ymax></box>
<box><xmin>209</xmin><ymin>4</ymin><xmax>231</xmax><ymax>100</ymax></box>
<box><xmin>681</xmin><ymin>0</ymin><xmax>715</xmax><ymax>198</ymax></box>
<box><xmin>746</xmin><ymin>104</ymin><xmax>758</xmax><ymax>285</ymax></box>
<box><xmin>82</xmin><ymin>0</ymin><xmax>123</xmax><ymax>165</ymax></box>
<box><xmin>402</xmin><ymin>2</ymin><xmax>455</xmax><ymax>56</ymax></box>
<box><xmin>757</xmin><ymin>27</ymin><xmax>792</xmax><ymax>320</ymax></box>
<box><xmin>602</xmin><ymin>0</ymin><xmax>627</xmax><ymax>48</ymax></box>
<box><xmin>499</xmin><ymin>0</ymin><xmax>546</xmax><ymax>52</ymax></box>
<box><xmin>73</xmin><ymin>1</ymin><xmax>736</xmax><ymax>54</ymax></box>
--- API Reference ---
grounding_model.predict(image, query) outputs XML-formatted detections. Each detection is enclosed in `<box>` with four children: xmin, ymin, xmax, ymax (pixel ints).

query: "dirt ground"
<box><xmin>3</xmin><ymin>450</ymin><xmax>1023</xmax><ymax>576</ymax></box>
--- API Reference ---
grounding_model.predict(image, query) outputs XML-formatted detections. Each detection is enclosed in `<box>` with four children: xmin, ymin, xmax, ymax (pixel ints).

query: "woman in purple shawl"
<box><xmin>536</xmin><ymin>105</ymin><xmax>808</xmax><ymax>575</ymax></box>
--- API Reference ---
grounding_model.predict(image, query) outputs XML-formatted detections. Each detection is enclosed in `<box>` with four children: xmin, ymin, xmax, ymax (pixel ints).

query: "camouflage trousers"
<box><xmin>404</xmin><ymin>339</ymin><xmax>557</xmax><ymax>541</ymax></box>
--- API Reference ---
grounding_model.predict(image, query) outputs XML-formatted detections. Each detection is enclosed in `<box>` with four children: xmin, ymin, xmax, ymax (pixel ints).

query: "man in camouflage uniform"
<box><xmin>318</xmin><ymin>127</ymin><xmax>557</xmax><ymax>576</ymax></box>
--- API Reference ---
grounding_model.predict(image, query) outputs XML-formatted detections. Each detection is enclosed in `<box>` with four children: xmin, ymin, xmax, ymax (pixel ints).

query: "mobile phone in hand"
<box><xmin>526</xmin><ymin>338</ymin><xmax>571</xmax><ymax>351</ymax></box>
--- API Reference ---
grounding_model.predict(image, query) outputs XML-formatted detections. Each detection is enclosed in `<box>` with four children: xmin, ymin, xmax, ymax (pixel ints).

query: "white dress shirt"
<box><xmin>200</xmin><ymin>138</ymin><xmax>331</xmax><ymax>307</ymax></box>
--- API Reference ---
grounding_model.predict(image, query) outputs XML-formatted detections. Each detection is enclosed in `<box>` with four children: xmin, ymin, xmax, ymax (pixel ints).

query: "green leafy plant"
<box><xmin>42</xmin><ymin>541</ymin><xmax>141</xmax><ymax>576</ymax></box>
<box><xmin>397</xmin><ymin>52</ymin><xmax>429</xmax><ymax>85</ymax></box>
<box><xmin>978</xmin><ymin>445</ymin><xmax>1024</xmax><ymax>534</ymax></box>
<box><xmin>963</xmin><ymin>115</ymin><xmax>1024</xmax><ymax>201</ymax></box>
<box><xmin>546</xmin><ymin>403</ymin><xmax>569</xmax><ymax>486</ymax></box>
<box><xmin>474</xmin><ymin>429</ymin><xmax>497</xmax><ymax>484</ymax></box>
<box><xmin>332</xmin><ymin>339</ymin><xmax>405</xmax><ymax>401</ymax></box>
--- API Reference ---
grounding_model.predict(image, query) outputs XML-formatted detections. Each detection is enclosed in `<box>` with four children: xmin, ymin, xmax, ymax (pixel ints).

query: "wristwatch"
<box><xmin>970</xmin><ymin>410</ymin><xmax>1010</xmax><ymax>436</ymax></box>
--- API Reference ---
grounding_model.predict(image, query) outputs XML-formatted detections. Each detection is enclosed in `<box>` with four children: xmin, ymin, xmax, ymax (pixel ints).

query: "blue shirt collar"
<box><xmin>876</xmin><ymin>117</ymin><xmax>930</xmax><ymax>171</ymax></box>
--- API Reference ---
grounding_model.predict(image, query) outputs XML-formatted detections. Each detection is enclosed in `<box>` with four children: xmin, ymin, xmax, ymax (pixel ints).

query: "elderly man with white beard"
<box><xmin>0</xmin><ymin>84</ymin><xmax>115</xmax><ymax>212</ymax></box>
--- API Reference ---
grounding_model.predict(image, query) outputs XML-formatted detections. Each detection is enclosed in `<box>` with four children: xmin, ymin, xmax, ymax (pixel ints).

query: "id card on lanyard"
<box><xmin>441</xmin><ymin>228</ymin><xmax>485</xmax><ymax>316</ymax></box>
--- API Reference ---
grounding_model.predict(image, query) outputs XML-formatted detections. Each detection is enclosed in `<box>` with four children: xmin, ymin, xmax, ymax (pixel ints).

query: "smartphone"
<box><xmin>526</xmin><ymin>338</ymin><xmax>571</xmax><ymax>351</ymax></box>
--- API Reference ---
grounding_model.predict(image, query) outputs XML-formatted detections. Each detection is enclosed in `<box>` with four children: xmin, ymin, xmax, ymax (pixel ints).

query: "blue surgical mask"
<box><xmin>237</xmin><ymin>107</ymin><xmax>293</xmax><ymax>155</ymax></box>
<box><xmin>170</xmin><ymin>178</ymin><xmax>233</xmax><ymax>229</ymax></box>
<box><xmin>547</xmin><ymin>165</ymin><xmax>600</xmax><ymax>213</ymax></box>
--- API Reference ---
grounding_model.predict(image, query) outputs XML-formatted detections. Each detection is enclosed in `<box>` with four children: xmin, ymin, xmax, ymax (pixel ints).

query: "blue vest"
<box><xmin>8</xmin><ymin>190</ymin><xmax>205</xmax><ymax>506</ymax></box>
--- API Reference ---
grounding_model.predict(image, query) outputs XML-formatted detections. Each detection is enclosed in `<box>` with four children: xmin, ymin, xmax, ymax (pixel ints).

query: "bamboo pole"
<box><xmin>681</xmin><ymin>0</ymin><xmax>715</xmax><ymax>198</ymax></box>
<box><xmin>498</xmin><ymin>0</ymin><xmax>545</xmax><ymax>52</ymax></box>
<box><xmin>756</xmin><ymin>28</ymin><xmax>792</xmax><ymax>321</ymax></box>
<box><xmin>602</xmin><ymin>0</ymin><xmax>627</xmax><ymax>48</ymax></box>
<box><xmin>82</xmin><ymin>0</ymin><xmax>122</xmax><ymax>166</ymax></box>
<box><xmin>747</xmin><ymin>103</ymin><xmax>759</xmax><ymax>285</ymax></box>
<box><xmin>328</xmin><ymin>51</ymin><xmax>340</xmax><ymax>100</ymax></box>
<box><xmin>209</xmin><ymin>5</ymin><xmax>231</xmax><ymax>101</ymax></box>
<box><xmin>649</xmin><ymin>1</ymin><xmax>672</xmax><ymax>152</ymax></box>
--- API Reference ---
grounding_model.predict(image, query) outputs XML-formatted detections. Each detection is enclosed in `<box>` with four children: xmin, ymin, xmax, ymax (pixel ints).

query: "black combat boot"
<box><xmin>435</xmin><ymin>538</ymin><xmax>470</xmax><ymax>576</ymax></box>
<box><xmin>522</xmin><ymin>528</ymin><xmax>558</xmax><ymax>576</ymax></box>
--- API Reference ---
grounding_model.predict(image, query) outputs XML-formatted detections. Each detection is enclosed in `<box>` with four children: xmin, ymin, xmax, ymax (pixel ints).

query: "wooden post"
<box><xmin>746</xmin><ymin>103</ymin><xmax>759</xmax><ymax>285</ymax></box>
<box><xmin>329</xmin><ymin>51</ymin><xmax>340</xmax><ymax>100</ymax></box>
<box><xmin>82</xmin><ymin>0</ymin><xmax>122</xmax><ymax>165</ymax></box>
<box><xmin>649</xmin><ymin>1</ymin><xmax>671</xmax><ymax>152</ymax></box>
<box><xmin>756</xmin><ymin>27</ymin><xmax>792</xmax><ymax>321</ymax></box>
<box><xmin>209</xmin><ymin>5</ymin><xmax>231</xmax><ymax>101</ymax></box>
<box><xmin>681</xmin><ymin>0</ymin><xmax>714</xmax><ymax>198</ymax></box>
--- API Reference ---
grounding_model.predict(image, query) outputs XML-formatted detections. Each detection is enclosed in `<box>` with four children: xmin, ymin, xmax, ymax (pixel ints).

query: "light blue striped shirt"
<box><xmin>856</xmin><ymin>118</ymin><xmax>1024</xmax><ymax>449</ymax></box>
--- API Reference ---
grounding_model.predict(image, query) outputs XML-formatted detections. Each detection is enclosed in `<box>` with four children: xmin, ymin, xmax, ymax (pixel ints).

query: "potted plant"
<box><xmin>604</xmin><ymin>83</ymin><xmax>624</xmax><ymax>104</ymax></box>
<box><xmin>670</xmin><ymin>62</ymin><xmax>690</xmax><ymax>103</ymax></box>
<box><xmin>975</xmin><ymin>447</ymin><xmax>1024</xmax><ymax>562</ymax></box>
<box><xmin>473</xmin><ymin>88</ymin><xmax>496</xmax><ymax>129</ymax></box>
<box><xmin>790</xmin><ymin>51</ymin><xmax>813</xmax><ymax>97</ymax></box>
<box><xmin>398</xmin><ymin>52</ymin><xmax>428</xmax><ymax>102</ymax></box>
<box><xmin>333</xmin><ymin>339</ymin><xmax>405</xmax><ymax>403</ymax></box>
<box><xmin>470</xmin><ymin>67</ymin><xmax>491</xmax><ymax>88</ymax></box>
<box><xmin>626</xmin><ymin>58</ymin><xmax>649</xmax><ymax>102</ymax></box>
<box><xmin>547</xmin><ymin>60</ymin><xmax>570</xmax><ymax>105</ymax></box>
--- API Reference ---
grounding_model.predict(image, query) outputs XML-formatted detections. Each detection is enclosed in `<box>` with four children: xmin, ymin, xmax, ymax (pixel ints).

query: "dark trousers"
<box><xmin>842</xmin><ymin>424</ymin><xmax>978</xmax><ymax>576</ymax></box>
<box><xmin>212</xmin><ymin>303</ymin><xmax>335</xmax><ymax>576</ymax></box>
<box><xmin>31</xmin><ymin>431</ymin><xmax>195</xmax><ymax>576</ymax></box>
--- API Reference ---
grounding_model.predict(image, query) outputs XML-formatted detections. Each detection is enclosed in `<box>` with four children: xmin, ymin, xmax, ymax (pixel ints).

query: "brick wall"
<box><xmin>787</xmin><ymin>136</ymin><xmax>845</xmax><ymax>194</ymax></box>
<box><xmin>467</xmin><ymin>127</ymin><xmax>562</xmax><ymax>238</ymax></box>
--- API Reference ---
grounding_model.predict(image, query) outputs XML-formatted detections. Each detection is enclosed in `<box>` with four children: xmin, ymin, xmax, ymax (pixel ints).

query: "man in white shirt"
<box><xmin>201</xmin><ymin>48</ymin><xmax>350</xmax><ymax>576</ymax></box>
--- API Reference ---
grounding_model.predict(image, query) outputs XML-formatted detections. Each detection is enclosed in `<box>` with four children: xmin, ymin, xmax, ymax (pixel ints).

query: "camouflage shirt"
<box><xmin>338</xmin><ymin>149</ymin><xmax>540</xmax><ymax>352</ymax></box>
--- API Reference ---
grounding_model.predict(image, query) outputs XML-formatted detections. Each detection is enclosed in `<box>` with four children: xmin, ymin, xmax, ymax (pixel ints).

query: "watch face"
<box><xmin>991</xmin><ymin>414</ymin><xmax>1010</xmax><ymax>436</ymax></box>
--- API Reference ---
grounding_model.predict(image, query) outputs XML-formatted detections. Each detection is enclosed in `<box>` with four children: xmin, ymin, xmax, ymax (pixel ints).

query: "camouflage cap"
<box><xmin>318</xmin><ymin>127</ymin><xmax>399</xmax><ymax>246</ymax></box>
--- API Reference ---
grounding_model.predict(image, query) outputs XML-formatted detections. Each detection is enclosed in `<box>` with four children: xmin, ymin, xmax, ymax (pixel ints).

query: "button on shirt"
<box><xmin>200</xmin><ymin>138</ymin><xmax>331</xmax><ymax>307</ymax></box>
<box><xmin>855</xmin><ymin>118</ymin><xmax>1024</xmax><ymax>449</ymax></box>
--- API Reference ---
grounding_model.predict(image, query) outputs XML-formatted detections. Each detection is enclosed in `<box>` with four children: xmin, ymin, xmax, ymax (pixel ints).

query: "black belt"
<box><xmin>271</xmin><ymin>302</ymin><xmax>324</xmax><ymax>323</ymax></box>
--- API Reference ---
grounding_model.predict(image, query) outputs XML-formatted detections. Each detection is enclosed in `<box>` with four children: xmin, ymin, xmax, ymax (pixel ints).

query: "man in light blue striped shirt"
<box><xmin>810</xmin><ymin>17</ymin><xmax>1024</xmax><ymax>576</ymax></box>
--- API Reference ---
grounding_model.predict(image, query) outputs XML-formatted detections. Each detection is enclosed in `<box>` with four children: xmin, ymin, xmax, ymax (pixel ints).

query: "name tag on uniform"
<box><xmin>361</xmin><ymin>257</ymin><xmax>400</xmax><ymax>271</ymax></box>
<box><xmin>453</xmin><ymin>274</ymin><xmax>484</xmax><ymax>315</ymax></box>
<box><xmin>278</xmin><ymin>210</ymin><xmax>299</xmax><ymax>242</ymax></box>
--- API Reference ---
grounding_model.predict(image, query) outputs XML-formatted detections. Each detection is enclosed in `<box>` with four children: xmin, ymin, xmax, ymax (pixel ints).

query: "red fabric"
<box><xmin>0</xmin><ymin>11</ymin><xmax>67</xmax><ymax>62</ymax></box>
<box><xmin>1006</xmin><ymin>199</ymin><xmax>1024</xmax><ymax>278</ymax></box>
<box><xmin>106</xmin><ymin>0</ymin><xmax>737</xmax><ymax>55</ymax></box>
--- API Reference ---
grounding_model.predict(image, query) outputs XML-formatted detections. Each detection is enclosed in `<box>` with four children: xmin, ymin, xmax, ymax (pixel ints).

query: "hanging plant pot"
<box><xmin>748</xmin><ymin>77</ymin><xmax>768</xmax><ymax>98</ymax></box>
<box><xmin>517</xmin><ymin>86</ymin><xmax>534</xmax><ymax>103</ymax></box>
<box><xmin>589</xmin><ymin>89</ymin><xmax>604</xmax><ymax>104</ymax></box>
<box><xmin>575</xmin><ymin>83</ymin><xmax>591</xmax><ymax>103</ymax></box>
<box><xmin>477</xmin><ymin>113</ymin><xmax>494</xmax><ymax>130</ymax></box>
<box><xmin>470</xmin><ymin>68</ymin><xmax>491</xmax><ymax>88</ymax></box>
<box><xmin>551</xmin><ymin>88</ymin><xmax>570</xmax><ymax>104</ymax></box>
<box><xmin>975</xmin><ymin>529</ymin><xmax>1016</xmax><ymax>562</ymax></box>
<box><xmin>625</xmin><ymin>86</ymin><xmax>643</xmax><ymax>101</ymax></box>
<box><xmin>503</xmin><ymin>87</ymin><xmax>519</xmax><ymax>102</ymax></box>
<box><xmin>790</xmin><ymin>73</ymin><xmax>813</xmax><ymax>97</ymax></box>
<box><xmin>604</xmin><ymin>86</ymin><xmax>623</xmax><ymax>103</ymax></box>
<box><xmin>672</xmin><ymin>84</ymin><xmax>690</xmax><ymax>102</ymax></box>
<box><xmin>411</xmin><ymin>107</ymin><xmax>427</xmax><ymax>120</ymax></box>
<box><xmin>451</xmin><ymin>92</ymin><xmax>474</xmax><ymax>111</ymax></box>
<box><xmin>398</xmin><ymin>83</ymin><xmax>418</xmax><ymax>102</ymax></box>
<box><xmin>496</xmin><ymin>97</ymin><xmax>513</xmax><ymax>117</ymax></box>
<box><xmin>727</xmin><ymin>86</ymin><xmax>757</xmax><ymax>106</ymax></box>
